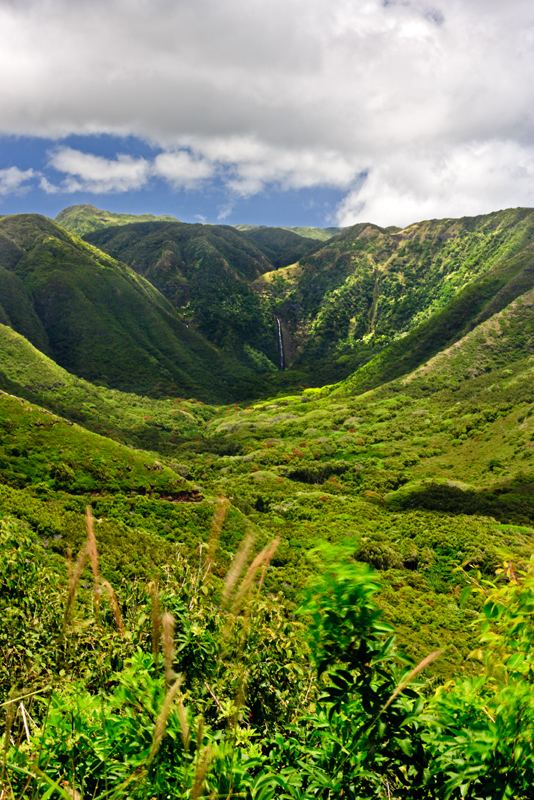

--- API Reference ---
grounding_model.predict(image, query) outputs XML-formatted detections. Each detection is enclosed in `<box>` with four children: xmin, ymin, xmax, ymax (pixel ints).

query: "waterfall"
<box><xmin>276</xmin><ymin>317</ymin><xmax>285</xmax><ymax>370</ymax></box>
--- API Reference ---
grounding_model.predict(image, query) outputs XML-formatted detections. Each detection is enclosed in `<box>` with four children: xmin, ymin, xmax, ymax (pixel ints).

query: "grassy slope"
<box><xmin>0</xmin><ymin>323</ymin><xmax>214</xmax><ymax>452</ymax></box>
<box><xmin>2</xmin><ymin>280</ymin><xmax>534</xmax><ymax>675</ymax></box>
<box><xmin>0</xmin><ymin>214</ymin><xmax>268</xmax><ymax>402</ymax></box>
<box><xmin>55</xmin><ymin>203</ymin><xmax>180</xmax><ymax>236</ymax></box>
<box><xmin>0</xmin><ymin>390</ymin><xmax>253</xmax><ymax>591</ymax></box>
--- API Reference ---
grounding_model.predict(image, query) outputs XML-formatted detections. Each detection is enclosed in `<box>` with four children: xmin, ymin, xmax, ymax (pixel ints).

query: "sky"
<box><xmin>0</xmin><ymin>0</ymin><xmax>532</xmax><ymax>228</ymax></box>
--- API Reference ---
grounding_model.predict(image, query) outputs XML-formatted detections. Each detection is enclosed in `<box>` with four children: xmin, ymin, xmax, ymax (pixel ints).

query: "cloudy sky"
<box><xmin>0</xmin><ymin>0</ymin><xmax>532</xmax><ymax>227</ymax></box>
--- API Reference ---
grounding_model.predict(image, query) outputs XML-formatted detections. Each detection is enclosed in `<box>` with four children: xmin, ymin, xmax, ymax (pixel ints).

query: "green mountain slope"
<box><xmin>55</xmin><ymin>203</ymin><xmax>180</xmax><ymax>236</ymax></box>
<box><xmin>234</xmin><ymin>224</ymin><xmax>344</xmax><ymax>241</ymax></box>
<box><xmin>257</xmin><ymin>208</ymin><xmax>534</xmax><ymax>387</ymax></box>
<box><xmin>0</xmin><ymin>323</ymin><xmax>213</xmax><ymax>452</ymax></box>
<box><xmin>5</xmin><ymin>206</ymin><xmax>534</xmax><ymax>799</ymax></box>
<box><xmin>0</xmin><ymin>214</ymin><xmax>269</xmax><ymax>402</ymax></box>
<box><xmin>237</xmin><ymin>226</ymin><xmax>321</xmax><ymax>269</ymax></box>
<box><xmin>83</xmin><ymin>220</ymin><xmax>280</xmax><ymax>370</ymax></box>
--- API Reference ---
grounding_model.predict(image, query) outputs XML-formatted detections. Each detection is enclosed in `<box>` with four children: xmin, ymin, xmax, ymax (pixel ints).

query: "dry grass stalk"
<box><xmin>195</xmin><ymin>716</ymin><xmax>205</xmax><ymax>752</ymax></box>
<box><xmin>148</xmin><ymin>582</ymin><xmax>161</xmax><ymax>660</ymax></box>
<box><xmin>204</xmin><ymin>496</ymin><xmax>229</xmax><ymax>582</ymax></box>
<box><xmin>176</xmin><ymin>693</ymin><xmax>190</xmax><ymax>750</ymax></box>
<box><xmin>257</xmin><ymin>538</ymin><xmax>280</xmax><ymax>596</ymax></box>
<box><xmin>101</xmin><ymin>579</ymin><xmax>125</xmax><ymax>634</ymax></box>
<box><xmin>380</xmin><ymin>650</ymin><xmax>441</xmax><ymax>716</ymax></box>
<box><xmin>203</xmin><ymin>681</ymin><xmax>223</xmax><ymax>714</ymax></box>
<box><xmin>63</xmin><ymin>542</ymin><xmax>89</xmax><ymax>627</ymax></box>
<box><xmin>148</xmin><ymin>676</ymin><xmax>184</xmax><ymax>761</ymax></box>
<box><xmin>190</xmin><ymin>745</ymin><xmax>212</xmax><ymax>800</ymax></box>
<box><xmin>221</xmin><ymin>532</ymin><xmax>255</xmax><ymax>609</ymax></box>
<box><xmin>18</xmin><ymin>704</ymin><xmax>30</xmax><ymax>744</ymax></box>
<box><xmin>162</xmin><ymin>612</ymin><xmax>176</xmax><ymax>686</ymax></box>
<box><xmin>231</xmin><ymin>539</ymin><xmax>279</xmax><ymax>615</ymax></box>
<box><xmin>86</xmin><ymin>507</ymin><xmax>100</xmax><ymax>620</ymax></box>
<box><xmin>66</xmin><ymin>547</ymin><xmax>73</xmax><ymax>586</ymax></box>
<box><xmin>230</xmin><ymin>669</ymin><xmax>249</xmax><ymax>731</ymax></box>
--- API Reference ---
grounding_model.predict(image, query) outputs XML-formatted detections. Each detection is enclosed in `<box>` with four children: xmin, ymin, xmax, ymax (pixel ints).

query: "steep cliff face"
<box><xmin>253</xmin><ymin>209</ymin><xmax>534</xmax><ymax>387</ymax></box>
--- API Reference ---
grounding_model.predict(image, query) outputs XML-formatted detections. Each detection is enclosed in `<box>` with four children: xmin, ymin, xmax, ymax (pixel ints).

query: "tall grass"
<box><xmin>2</xmin><ymin>499</ymin><xmax>284</xmax><ymax>799</ymax></box>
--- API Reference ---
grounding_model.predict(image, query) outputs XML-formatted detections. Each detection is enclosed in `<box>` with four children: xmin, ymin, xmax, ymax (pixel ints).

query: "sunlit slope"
<box><xmin>262</xmin><ymin>208</ymin><xmax>534</xmax><ymax>385</ymax></box>
<box><xmin>234</xmin><ymin>224</ymin><xmax>344</xmax><ymax>241</ymax></box>
<box><xmin>4</xmin><ymin>262</ymin><xmax>534</xmax><ymax>672</ymax></box>
<box><xmin>0</xmin><ymin>390</ymin><xmax>199</xmax><ymax>499</ymax></box>
<box><xmin>55</xmin><ymin>203</ymin><xmax>181</xmax><ymax>236</ymax></box>
<box><xmin>0</xmin><ymin>323</ymin><xmax>215</xmax><ymax>452</ymax></box>
<box><xmin>84</xmin><ymin>220</ymin><xmax>280</xmax><ymax>370</ymax></box>
<box><xmin>0</xmin><ymin>214</ymin><xmax>266</xmax><ymax>402</ymax></box>
<box><xmin>173</xmin><ymin>303</ymin><xmax>534</xmax><ymax>668</ymax></box>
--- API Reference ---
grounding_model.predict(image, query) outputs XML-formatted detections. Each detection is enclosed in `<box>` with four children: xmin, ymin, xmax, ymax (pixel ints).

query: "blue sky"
<box><xmin>0</xmin><ymin>133</ymin><xmax>348</xmax><ymax>226</ymax></box>
<box><xmin>0</xmin><ymin>0</ymin><xmax>532</xmax><ymax>229</ymax></box>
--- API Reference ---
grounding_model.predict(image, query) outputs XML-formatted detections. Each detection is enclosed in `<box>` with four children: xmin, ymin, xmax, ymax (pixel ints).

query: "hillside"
<box><xmin>0</xmin><ymin>323</ymin><xmax>213</xmax><ymax>452</ymax></box>
<box><xmin>83</xmin><ymin>220</ymin><xmax>281</xmax><ymax>370</ymax></box>
<box><xmin>0</xmin><ymin>214</ymin><xmax>269</xmax><ymax>402</ymax></box>
<box><xmin>234</xmin><ymin>223</ymin><xmax>344</xmax><ymax>241</ymax></box>
<box><xmin>55</xmin><ymin>203</ymin><xmax>180</xmax><ymax>236</ymax></box>
<box><xmin>236</xmin><ymin>225</ymin><xmax>321</xmax><ymax>269</ymax></box>
<box><xmin>257</xmin><ymin>208</ymin><xmax>534</xmax><ymax>387</ymax></box>
<box><xmin>2</xmin><ymin>274</ymin><xmax>534</xmax><ymax>673</ymax></box>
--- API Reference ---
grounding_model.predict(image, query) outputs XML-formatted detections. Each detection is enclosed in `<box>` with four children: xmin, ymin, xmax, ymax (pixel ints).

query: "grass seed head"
<box><xmin>221</xmin><ymin>532</ymin><xmax>255</xmax><ymax>609</ymax></box>
<box><xmin>148</xmin><ymin>677</ymin><xmax>184</xmax><ymax>761</ymax></box>
<box><xmin>162</xmin><ymin>612</ymin><xmax>176</xmax><ymax>686</ymax></box>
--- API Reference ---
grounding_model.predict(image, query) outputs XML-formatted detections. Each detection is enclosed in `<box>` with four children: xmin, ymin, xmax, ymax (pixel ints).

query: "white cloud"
<box><xmin>0</xmin><ymin>166</ymin><xmax>35</xmax><ymax>197</ymax></box>
<box><xmin>174</xmin><ymin>136</ymin><xmax>362</xmax><ymax>196</ymax></box>
<box><xmin>44</xmin><ymin>148</ymin><xmax>150</xmax><ymax>193</ymax></box>
<box><xmin>0</xmin><ymin>0</ymin><xmax>533</xmax><ymax>221</ymax></box>
<box><xmin>336</xmin><ymin>140</ymin><xmax>534</xmax><ymax>227</ymax></box>
<box><xmin>153</xmin><ymin>150</ymin><xmax>214</xmax><ymax>188</ymax></box>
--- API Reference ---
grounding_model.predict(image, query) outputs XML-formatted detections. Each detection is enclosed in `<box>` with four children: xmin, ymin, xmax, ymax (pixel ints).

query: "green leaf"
<box><xmin>506</xmin><ymin>652</ymin><xmax>525</xmax><ymax>669</ymax></box>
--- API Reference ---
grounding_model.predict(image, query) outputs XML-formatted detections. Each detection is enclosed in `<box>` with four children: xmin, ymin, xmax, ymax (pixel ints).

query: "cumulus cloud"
<box><xmin>176</xmin><ymin>136</ymin><xmax>362</xmax><ymax>196</ymax></box>
<box><xmin>153</xmin><ymin>151</ymin><xmax>214</xmax><ymax>188</ymax></box>
<box><xmin>0</xmin><ymin>0</ymin><xmax>533</xmax><ymax>222</ymax></box>
<box><xmin>337</xmin><ymin>141</ymin><xmax>534</xmax><ymax>227</ymax></box>
<box><xmin>44</xmin><ymin>148</ymin><xmax>150</xmax><ymax>193</ymax></box>
<box><xmin>0</xmin><ymin>166</ymin><xmax>35</xmax><ymax>197</ymax></box>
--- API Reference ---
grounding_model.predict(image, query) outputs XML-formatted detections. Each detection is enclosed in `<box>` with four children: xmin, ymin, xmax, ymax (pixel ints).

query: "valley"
<box><xmin>2</xmin><ymin>203</ymin><xmax>534</xmax><ymax>798</ymax></box>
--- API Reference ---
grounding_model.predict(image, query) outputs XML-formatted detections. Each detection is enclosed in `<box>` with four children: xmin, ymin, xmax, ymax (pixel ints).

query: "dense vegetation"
<box><xmin>3</xmin><ymin>204</ymin><xmax>534</xmax><ymax>796</ymax></box>
<box><xmin>236</xmin><ymin>226</ymin><xmax>321</xmax><ymax>269</ymax></box>
<box><xmin>0</xmin><ymin>214</ymin><xmax>272</xmax><ymax>402</ymax></box>
<box><xmin>257</xmin><ymin>208</ymin><xmax>534</xmax><ymax>387</ymax></box>
<box><xmin>83</xmin><ymin>221</ymin><xmax>280</xmax><ymax>373</ymax></box>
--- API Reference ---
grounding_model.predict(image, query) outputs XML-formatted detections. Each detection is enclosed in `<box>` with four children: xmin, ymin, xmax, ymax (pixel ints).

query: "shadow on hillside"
<box><xmin>392</xmin><ymin>481</ymin><xmax>534</xmax><ymax>527</ymax></box>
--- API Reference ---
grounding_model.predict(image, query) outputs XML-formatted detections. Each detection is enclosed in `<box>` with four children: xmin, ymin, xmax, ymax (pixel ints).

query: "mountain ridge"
<box><xmin>0</xmin><ymin>213</ymin><xmax>270</xmax><ymax>402</ymax></box>
<box><xmin>55</xmin><ymin>203</ymin><xmax>181</xmax><ymax>236</ymax></box>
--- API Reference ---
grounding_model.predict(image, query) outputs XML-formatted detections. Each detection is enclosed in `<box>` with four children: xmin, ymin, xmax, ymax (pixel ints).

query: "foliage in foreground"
<box><xmin>3</xmin><ymin>511</ymin><xmax>534</xmax><ymax>798</ymax></box>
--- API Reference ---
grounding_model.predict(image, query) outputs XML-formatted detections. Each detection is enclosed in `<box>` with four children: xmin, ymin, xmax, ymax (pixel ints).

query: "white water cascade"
<box><xmin>276</xmin><ymin>317</ymin><xmax>285</xmax><ymax>370</ymax></box>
